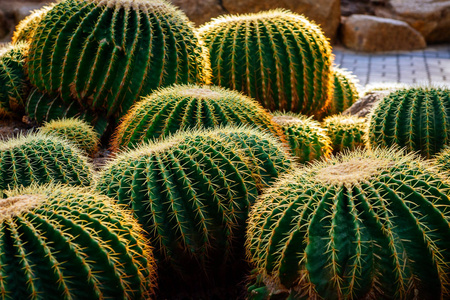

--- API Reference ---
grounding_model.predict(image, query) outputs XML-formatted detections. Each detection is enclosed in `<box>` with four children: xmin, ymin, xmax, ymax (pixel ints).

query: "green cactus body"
<box><xmin>0</xmin><ymin>184</ymin><xmax>156</xmax><ymax>299</ymax></box>
<box><xmin>198</xmin><ymin>9</ymin><xmax>333</xmax><ymax>116</ymax></box>
<box><xmin>322</xmin><ymin>115</ymin><xmax>367</xmax><ymax>152</ymax></box>
<box><xmin>329</xmin><ymin>67</ymin><xmax>360</xmax><ymax>115</ymax></box>
<box><xmin>246</xmin><ymin>148</ymin><xmax>450</xmax><ymax>299</ymax></box>
<box><xmin>26</xmin><ymin>0</ymin><xmax>210</xmax><ymax>120</ymax></box>
<box><xmin>111</xmin><ymin>84</ymin><xmax>284</xmax><ymax>151</ymax></box>
<box><xmin>0</xmin><ymin>42</ymin><xmax>29</xmax><ymax>116</ymax></box>
<box><xmin>11</xmin><ymin>5</ymin><xmax>54</xmax><ymax>44</ymax></box>
<box><xmin>368</xmin><ymin>86</ymin><xmax>450</xmax><ymax>158</ymax></box>
<box><xmin>39</xmin><ymin>118</ymin><xmax>100</xmax><ymax>155</ymax></box>
<box><xmin>272</xmin><ymin>112</ymin><xmax>332</xmax><ymax>163</ymax></box>
<box><xmin>0</xmin><ymin>133</ymin><xmax>93</xmax><ymax>195</ymax></box>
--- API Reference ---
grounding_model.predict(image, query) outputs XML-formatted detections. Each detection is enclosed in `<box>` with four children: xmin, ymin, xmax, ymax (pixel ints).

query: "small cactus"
<box><xmin>272</xmin><ymin>112</ymin><xmax>332</xmax><ymax>163</ymax></box>
<box><xmin>1</xmin><ymin>184</ymin><xmax>156</xmax><ymax>299</ymax></box>
<box><xmin>328</xmin><ymin>67</ymin><xmax>360</xmax><ymax>115</ymax></box>
<box><xmin>246</xmin><ymin>148</ymin><xmax>450</xmax><ymax>299</ymax></box>
<box><xmin>11</xmin><ymin>5</ymin><xmax>54</xmax><ymax>44</ymax></box>
<box><xmin>26</xmin><ymin>0</ymin><xmax>210</xmax><ymax>120</ymax></box>
<box><xmin>111</xmin><ymin>84</ymin><xmax>284</xmax><ymax>151</ymax></box>
<box><xmin>198</xmin><ymin>9</ymin><xmax>333</xmax><ymax>116</ymax></box>
<box><xmin>0</xmin><ymin>133</ymin><xmax>93</xmax><ymax>195</ymax></box>
<box><xmin>368</xmin><ymin>86</ymin><xmax>450</xmax><ymax>158</ymax></box>
<box><xmin>322</xmin><ymin>114</ymin><xmax>367</xmax><ymax>152</ymax></box>
<box><xmin>39</xmin><ymin>118</ymin><xmax>100</xmax><ymax>155</ymax></box>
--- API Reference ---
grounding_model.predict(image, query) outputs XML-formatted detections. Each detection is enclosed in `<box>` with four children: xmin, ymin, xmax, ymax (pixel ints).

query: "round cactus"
<box><xmin>0</xmin><ymin>184</ymin><xmax>156</xmax><ymax>299</ymax></box>
<box><xmin>26</xmin><ymin>0</ymin><xmax>210</xmax><ymax>120</ymax></box>
<box><xmin>368</xmin><ymin>86</ymin><xmax>450</xmax><ymax>158</ymax></box>
<box><xmin>0</xmin><ymin>42</ymin><xmax>29</xmax><ymax>116</ymax></box>
<box><xmin>111</xmin><ymin>84</ymin><xmax>284</xmax><ymax>151</ymax></box>
<box><xmin>272</xmin><ymin>112</ymin><xmax>332</xmax><ymax>163</ymax></box>
<box><xmin>246</xmin><ymin>148</ymin><xmax>450</xmax><ymax>299</ymax></box>
<box><xmin>198</xmin><ymin>9</ymin><xmax>333</xmax><ymax>116</ymax></box>
<box><xmin>11</xmin><ymin>5</ymin><xmax>54</xmax><ymax>44</ymax></box>
<box><xmin>39</xmin><ymin>118</ymin><xmax>100</xmax><ymax>155</ymax></box>
<box><xmin>0</xmin><ymin>133</ymin><xmax>93</xmax><ymax>195</ymax></box>
<box><xmin>322</xmin><ymin>114</ymin><xmax>367</xmax><ymax>152</ymax></box>
<box><xmin>328</xmin><ymin>67</ymin><xmax>360</xmax><ymax>115</ymax></box>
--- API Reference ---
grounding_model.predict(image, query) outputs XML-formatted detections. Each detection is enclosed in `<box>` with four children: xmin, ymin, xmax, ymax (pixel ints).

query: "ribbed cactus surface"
<box><xmin>247</xmin><ymin>148</ymin><xmax>450</xmax><ymax>299</ymax></box>
<box><xmin>26</xmin><ymin>0</ymin><xmax>210</xmax><ymax>119</ymax></box>
<box><xmin>368</xmin><ymin>87</ymin><xmax>450</xmax><ymax>158</ymax></box>
<box><xmin>198</xmin><ymin>9</ymin><xmax>333</xmax><ymax>115</ymax></box>
<box><xmin>272</xmin><ymin>112</ymin><xmax>332</xmax><ymax>163</ymax></box>
<box><xmin>0</xmin><ymin>133</ymin><xmax>93</xmax><ymax>194</ymax></box>
<box><xmin>328</xmin><ymin>67</ymin><xmax>360</xmax><ymax>115</ymax></box>
<box><xmin>111</xmin><ymin>84</ymin><xmax>284</xmax><ymax>150</ymax></box>
<box><xmin>12</xmin><ymin>5</ymin><xmax>54</xmax><ymax>44</ymax></box>
<box><xmin>0</xmin><ymin>184</ymin><xmax>156</xmax><ymax>299</ymax></box>
<box><xmin>323</xmin><ymin>115</ymin><xmax>367</xmax><ymax>152</ymax></box>
<box><xmin>39</xmin><ymin>118</ymin><xmax>100</xmax><ymax>155</ymax></box>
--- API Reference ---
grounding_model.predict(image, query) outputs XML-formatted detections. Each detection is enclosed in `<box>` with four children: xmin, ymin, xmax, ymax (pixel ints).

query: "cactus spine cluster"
<box><xmin>322</xmin><ymin>115</ymin><xmax>367</xmax><ymax>152</ymax></box>
<box><xmin>272</xmin><ymin>112</ymin><xmax>332</xmax><ymax>163</ymax></box>
<box><xmin>26</xmin><ymin>0</ymin><xmax>210</xmax><ymax>120</ymax></box>
<box><xmin>328</xmin><ymin>67</ymin><xmax>360</xmax><ymax>115</ymax></box>
<box><xmin>39</xmin><ymin>118</ymin><xmax>100</xmax><ymax>155</ymax></box>
<box><xmin>11</xmin><ymin>5</ymin><xmax>54</xmax><ymax>44</ymax></box>
<box><xmin>0</xmin><ymin>184</ymin><xmax>156</xmax><ymax>299</ymax></box>
<box><xmin>0</xmin><ymin>133</ymin><xmax>93</xmax><ymax>195</ymax></box>
<box><xmin>368</xmin><ymin>86</ymin><xmax>450</xmax><ymax>158</ymax></box>
<box><xmin>111</xmin><ymin>84</ymin><xmax>284</xmax><ymax>150</ymax></box>
<box><xmin>246</xmin><ymin>148</ymin><xmax>450</xmax><ymax>299</ymax></box>
<box><xmin>198</xmin><ymin>9</ymin><xmax>333</xmax><ymax>116</ymax></box>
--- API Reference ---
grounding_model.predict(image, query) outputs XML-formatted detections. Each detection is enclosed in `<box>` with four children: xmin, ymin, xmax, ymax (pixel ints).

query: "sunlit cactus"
<box><xmin>246</xmin><ymin>148</ymin><xmax>450</xmax><ymax>299</ymax></box>
<box><xmin>198</xmin><ymin>9</ymin><xmax>333</xmax><ymax>116</ymax></box>
<box><xmin>328</xmin><ymin>67</ymin><xmax>360</xmax><ymax>115</ymax></box>
<box><xmin>272</xmin><ymin>112</ymin><xmax>332</xmax><ymax>163</ymax></box>
<box><xmin>11</xmin><ymin>5</ymin><xmax>54</xmax><ymax>44</ymax></box>
<box><xmin>0</xmin><ymin>184</ymin><xmax>156</xmax><ymax>299</ymax></box>
<box><xmin>26</xmin><ymin>0</ymin><xmax>210</xmax><ymax>120</ymax></box>
<box><xmin>322</xmin><ymin>114</ymin><xmax>367</xmax><ymax>152</ymax></box>
<box><xmin>111</xmin><ymin>84</ymin><xmax>284</xmax><ymax>151</ymax></box>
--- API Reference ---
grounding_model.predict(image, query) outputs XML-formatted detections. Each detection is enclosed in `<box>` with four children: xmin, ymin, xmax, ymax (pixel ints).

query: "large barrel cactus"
<box><xmin>368</xmin><ymin>86</ymin><xmax>450</xmax><ymax>158</ymax></box>
<box><xmin>0</xmin><ymin>184</ymin><xmax>156</xmax><ymax>299</ymax></box>
<box><xmin>0</xmin><ymin>133</ymin><xmax>93</xmax><ymax>195</ymax></box>
<box><xmin>328</xmin><ymin>67</ymin><xmax>360</xmax><ymax>115</ymax></box>
<box><xmin>322</xmin><ymin>114</ymin><xmax>367</xmax><ymax>152</ymax></box>
<box><xmin>247</xmin><ymin>148</ymin><xmax>450</xmax><ymax>299</ymax></box>
<box><xmin>111</xmin><ymin>84</ymin><xmax>284</xmax><ymax>151</ymax></box>
<box><xmin>198</xmin><ymin>9</ymin><xmax>333</xmax><ymax>116</ymax></box>
<box><xmin>26</xmin><ymin>0</ymin><xmax>210</xmax><ymax>119</ymax></box>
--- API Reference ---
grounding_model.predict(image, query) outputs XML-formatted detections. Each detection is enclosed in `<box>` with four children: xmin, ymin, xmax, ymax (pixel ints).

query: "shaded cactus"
<box><xmin>39</xmin><ymin>118</ymin><xmax>100</xmax><ymax>155</ymax></box>
<box><xmin>111</xmin><ymin>84</ymin><xmax>284</xmax><ymax>151</ymax></box>
<box><xmin>26</xmin><ymin>0</ymin><xmax>210</xmax><ymax>120</ymax></box>
<box><xmin>246</xmin><ymin>148</ymin><xmax>450</xmax><ymax>299</ymax></box>
<box><xmin>0</xmin><ymin>42</ymin><xmax>29</xmax><ymax>116</ymax></box>
<box><xmin>0</xmin><ymin>184</ymin><xmax>156</xmax><ymax>299</ymax></box>
<box><xmin>272</xmin><ymin>112</ymin><xmax>332</xmax><ymax>163</ymax></box>
<box><xmin>368</xmin><ymin>86</ymin><xmax>450</xmax><ymax>158</ymax></box>
<box><xmin>0</xmin><ymin>133</ymin><xmax>93</xmax><ymax>194</ymax></box>
<box><xmin>198</xmin><ymin>9</ymin><xmax>333</xmax><ymax>116</ymax></box>
<box><xmin>11</xmin><ymin>5</ymin><xmax>54</xmax><ymax>44</ymax></box>
<box><xmin>322</xmin><ymin>114</ymin><xmax>367</xmax><ymax>152</ymax></box>
<box><xmin>328</xmin><ymin>67</ymin><xmax>360</xmax><ymax>115</ymax></box>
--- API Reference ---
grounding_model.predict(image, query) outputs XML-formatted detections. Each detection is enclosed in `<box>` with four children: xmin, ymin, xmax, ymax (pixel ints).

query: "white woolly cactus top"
<box><xmin>272</xmin><ymin>112</ymin><xmax>321</xmax><ymax>127</ymax></box>
<box><xmin>0</xmin><ymin>194</ymin><xmax>43</xmax><ymax>220</ymax></box>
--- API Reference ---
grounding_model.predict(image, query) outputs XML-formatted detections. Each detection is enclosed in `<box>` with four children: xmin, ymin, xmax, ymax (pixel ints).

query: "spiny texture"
<box><xmin>368</xmin><ymin>86</ymin><xmax>450</xmax><ymax>158</ymax></box>
<box><xmin>26</xmin><ymin>0</ymin><xmax>210</xmax><ymax>120</ymax></box>
<box><xmin>272</xmin><ymin>112</ymin><xmax>332</xmax><ymax>163</ymax></box>
<box><xmin>11</xmin><ymin>5</ymin><xmax>54</xmax><ymax>44</ymax></box>
<box><xmin>328</xmin><ymin>67</ymin><xmax>360</xmax><ymax>115</ymax></box>
<box><xmin>433</xmin><ymin>146</ymin><xmax>450</xmax><ymax>173</ymax></box>
<box><xmin>0</xmin><ymin>42</ymin><xmax>29</xmax><ymax>116</ymax></box>
<box><xmin>198</xmin><ymin>9</ymin><xmax>333</xmax><ymax>115</ymax></box>
<box><xmin>246</xmin><ymin>148</ymin><xmax>450</xmax><ymax>300</ymax></box>
<box><xmin>322</xmin><ymin>115</ymin><xmax>367</xmax><ymax>152</ymax></box>
<box><xmin>0</xmin><ymin>184</ymin><xmax>156</xmax><ymax>299</ymax></box>
<box><xmin>0</xmin><ymin>133</ymin><xmax>93</xmax><ymax>195</ymax></box>
<box><xmin>111</xmin><ymin>84</ymin><xmax>284</xmax><ymax>151</ymax></box>
<box><xmin>39</xmin><ymin>118</ymin><xmax>100</xmax><ymax>155</ymax></box>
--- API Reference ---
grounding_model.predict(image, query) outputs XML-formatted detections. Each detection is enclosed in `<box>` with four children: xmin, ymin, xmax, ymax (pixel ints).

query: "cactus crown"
<box><xmin>0</xmin><ymin>194</ymin><xmax>43</xmax><ymax>219</ymax></box>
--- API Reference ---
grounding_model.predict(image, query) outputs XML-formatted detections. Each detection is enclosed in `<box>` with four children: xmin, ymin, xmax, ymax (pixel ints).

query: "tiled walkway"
<box><xmin>333</xmin><ymin>44</ymin><xmax>450</xmax><ymax>87</ymax></box>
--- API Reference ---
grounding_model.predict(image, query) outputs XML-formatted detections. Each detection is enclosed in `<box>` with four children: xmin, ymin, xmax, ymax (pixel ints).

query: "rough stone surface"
<box><xmin>375</xmin><ymin>0</ymin><xmax>450</xmax><ymax>43</ymax></box>
<box><xmin>341</xmin><ymin>14</ymin><xmax>426</xmax><ymax>52</ymax></box>
<box><xmin>169</xmin><ymin>0</ymin><xmax>227</xmax><ymax>26</ymax></box>
<box><xmin>342</xmin><ymin>90</ymin><xmax>392</xmax><ymax>118</ymax></box>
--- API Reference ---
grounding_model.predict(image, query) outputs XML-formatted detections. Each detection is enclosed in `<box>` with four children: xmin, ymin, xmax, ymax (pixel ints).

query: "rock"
<box><xmin>169</xmin><ymin>0</ymin><xmax>227</xmax><ymax>26</ymax></box>
<box><xmin>342</xmin><ymin>91</ymin><xmax>389</xmax><ymax>118</ymax></box>
<box><xmin>375</xmin><ymin>0</ymin><xmax>450</xmax><ymax>43</ymax></box>
<box><xmin>341</xmin><ymin>14</ymin><xmax>426</xmax><ymax>52</ymax></box>
<box><xmin>220</xmin><ymin>0</ymin><xmax>341</xmax><ymax>43</ymax></box>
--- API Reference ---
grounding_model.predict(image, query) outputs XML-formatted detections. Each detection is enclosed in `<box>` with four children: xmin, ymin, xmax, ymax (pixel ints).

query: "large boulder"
<box><xmin>341</xmin><ymin>14</ymin><xmax>426</xmax><ymax>52</ymax></box>
<box><xmin>375</xmin><ymin>0</ymin><xmax>450</xmax><ymax>43</ymax></box>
